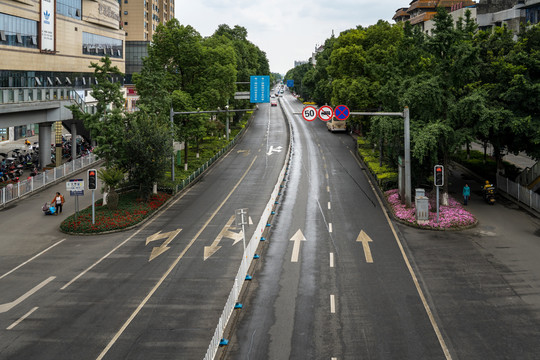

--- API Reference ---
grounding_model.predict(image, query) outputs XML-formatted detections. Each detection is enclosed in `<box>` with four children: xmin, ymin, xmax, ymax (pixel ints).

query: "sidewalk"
<box><xmin>468</xmin><ymin>141</ymin><xmax>536</xmax><ymax>169</ymax></box>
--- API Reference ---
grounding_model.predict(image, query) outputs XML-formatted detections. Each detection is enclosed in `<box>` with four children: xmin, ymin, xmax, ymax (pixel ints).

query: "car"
<box><xmin>270</xmin><ymin>98</ymin><xmax>278</xmax><ymax>107</ymax></box>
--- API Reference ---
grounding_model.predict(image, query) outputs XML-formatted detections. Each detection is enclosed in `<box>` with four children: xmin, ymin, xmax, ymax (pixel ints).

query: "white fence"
<box><xmin>497</xmin><ymin>173</ymin><xmax>540</xmax><ymax>212</ymax></box>
<box><xmin>203</xmin><ymin>125</ymin><xmax>292</xmax><ymax>360</ymax></box>
<box><xmin>1</xmin><ymin>154</ymin><xmax>98</xmax><ymax>207</ymax></box>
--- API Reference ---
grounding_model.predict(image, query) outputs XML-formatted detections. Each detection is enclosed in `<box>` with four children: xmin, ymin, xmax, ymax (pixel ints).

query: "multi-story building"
<box><xmin>120</xmin><ymin>0</ymin><xmax>175</xmax><ymax>111</ymax></box>
<box><xmin>0</xmin><ymin>0</ymin><xmax>125</xmax><ymax>142</ymax></box>
<box><xmin>476</xmin><ymin>0</ymin><xmax>540</xmax><ymax>34</ymax></box>
<box><xmin>393</xmin><ymin>0</ymin><xmax>476</xmax><ymax>32</ymax></box>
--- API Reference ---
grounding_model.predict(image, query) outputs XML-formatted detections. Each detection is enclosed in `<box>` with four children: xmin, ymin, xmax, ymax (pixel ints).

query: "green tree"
<box><xmin>125</xmin><ymin>111</ymin><xmax>173</xmax><ymax>199</ymax></box>
<box><xmin>69</xmin><ymin>57</ymin><xmax>126</xmax><ymax>168</ymax></box>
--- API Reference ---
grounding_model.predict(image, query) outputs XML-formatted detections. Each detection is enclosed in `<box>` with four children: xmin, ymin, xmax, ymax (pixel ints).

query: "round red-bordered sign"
<box><xmin>302</xmin><ymin>106</ymin><xmax>317</xmax><ymax>121</ymax></box>
<box><xmin>334</xmin><ymin>105</ymin><xmax>350</xmax><ymax>120</ymax></box>
<box><xmin>318</xmin><ymin>105</ymin><xmax>333</xmax><ymax>121</ymax></box>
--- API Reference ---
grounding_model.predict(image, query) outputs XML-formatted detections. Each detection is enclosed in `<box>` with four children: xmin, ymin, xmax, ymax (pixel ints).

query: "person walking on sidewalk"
<box><xmin>52</xmin><ymin>192</ymin><xmax>65</xmax><ymax>214</ymax></box>
<box><xmin>463</xmin><ymin>184</ymin><xmax>471</xmax><ymax>205</ymax></box>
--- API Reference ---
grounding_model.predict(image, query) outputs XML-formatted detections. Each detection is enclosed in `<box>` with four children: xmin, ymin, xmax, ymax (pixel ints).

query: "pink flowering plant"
<box><xmin>385</xmin><ymin>189</ymin><xmax>477</xmax><ymax>229</ymax></box>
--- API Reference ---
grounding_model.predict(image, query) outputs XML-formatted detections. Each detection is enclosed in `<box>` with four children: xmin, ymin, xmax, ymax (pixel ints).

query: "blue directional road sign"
<box><xmin>334</xmin><ymin>105</ymin><xmax>350</xmax><ymax>120</ymax></box>
<box><xmin>250</xmin><ymin>75</ymin><xmax>270</xmax><ymax>103</ymax></box>
<box><xmin>286</xmin><ymin>79</ymin><xmax>294</xmax><ymax>87</ymax></box>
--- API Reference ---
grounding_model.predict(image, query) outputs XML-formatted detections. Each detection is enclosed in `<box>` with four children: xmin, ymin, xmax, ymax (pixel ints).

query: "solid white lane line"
<box><xmin>328</xmin><ymin>201</ymin><xmax>331</xmax><ymax>210</ymax></box>
<box><xmin>329</xmin><ymin>223</ymin><xmax>333</xmax><ymax>233</ymax></box>
<box><xmin>354</xmin><ymin>151</ymin><xmax>453</xmax><ymax>360</ymax></box>
<box><xmin>97</xmin><ymin>156</ymin><xmax>259</xmax><ymax>360</ymax></box>
<box><xmin>0</xmin><ymin>239</ymin><xmax>66</xmax><ymax>280</ymax></box>
<box><xmin>7</xmin><ymin>306</ymin><xmax>38</xmax><ymax>330</ymax></box>
<box><xmin>61</xmin><ymin>230</ymin><xmax>143</xmax><ymax>290</ymax></box>
<box><xmin>330</xmin><ymin>294</ymin><xmax>336</xmax><ymax>313</ymax></box>
<box><xmin>330</xmin><ymin>253</ymin><xmax>334</xmax><ymax>268</ymax></box>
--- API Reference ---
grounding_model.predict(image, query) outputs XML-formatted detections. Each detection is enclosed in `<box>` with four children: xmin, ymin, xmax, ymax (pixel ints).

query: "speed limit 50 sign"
<box><xmin>302</xmin><ymin>106</ymin><xmax>317</xmax><ymax>121</ymax></box>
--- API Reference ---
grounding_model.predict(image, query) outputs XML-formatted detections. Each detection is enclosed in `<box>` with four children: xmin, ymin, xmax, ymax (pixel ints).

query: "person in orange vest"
<box><xmin>52</xmin><ymin>192</ymin><xmax>65</xmax><ymax>214</ymax></box>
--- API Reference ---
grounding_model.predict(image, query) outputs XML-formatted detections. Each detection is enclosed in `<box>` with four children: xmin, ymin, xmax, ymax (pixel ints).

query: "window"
<box><xmin>0</xmin><ymin>13</ymin><xmax>38</xmax><ymax>49</ymax></box>
<box><xmin>124</xmin><ymin>22</ymin><xmax>128</xmax><ymax>25</ymax></box>
<box><xmin>57</xmin><ymin>0</ymin><xmax>82</xmax><ymax>19</ymax></box>
<box><xmin>82</xmin><ymin>32</ymin><xmax>123</xmax><ymax>58</ymax></box>
<box><xmin>124</xmin><ymin>11</ymin><xmax>128</xmax><ymax>15</ymax></box>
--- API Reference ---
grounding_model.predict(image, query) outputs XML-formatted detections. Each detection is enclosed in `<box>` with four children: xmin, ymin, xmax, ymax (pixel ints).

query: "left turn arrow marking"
<box><xmin>146</xmin><ymin>229</ymin><xmax>182</xmax><ymax>261</ymax></box>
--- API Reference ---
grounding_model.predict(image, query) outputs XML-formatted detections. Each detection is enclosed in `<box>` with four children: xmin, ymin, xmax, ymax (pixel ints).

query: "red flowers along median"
<box><xmin>60</xmin><ymin>191</ymin><xmax>171</xmax><ymax>234</ymax></box>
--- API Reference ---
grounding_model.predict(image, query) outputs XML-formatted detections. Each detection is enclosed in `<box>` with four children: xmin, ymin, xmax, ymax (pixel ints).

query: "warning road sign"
<box><xmin>334</xmin><ymin>105</ymin><xmax>350</xmax><ymax>120</ymax></box>
<box><xmin>318</xmin><ymin>105</ymin><xmax>333</xmax><ymax>121</ymax></box>
<box><xmin>302</xmin><ymin>106</ymin><xmax>317</xmax><ymax>121</ymax></box>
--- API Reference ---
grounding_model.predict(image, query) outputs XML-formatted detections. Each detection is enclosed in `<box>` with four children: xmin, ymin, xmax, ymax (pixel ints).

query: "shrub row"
<box><xmin>357</xmin><ymin>138</ymin><xmax>398</xmax><ymax>190</ymax></box>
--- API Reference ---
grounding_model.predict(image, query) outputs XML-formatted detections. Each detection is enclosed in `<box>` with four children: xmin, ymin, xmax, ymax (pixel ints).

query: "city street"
<box><xmin>0</xmin><ymin>91</ymin><xmax>539</xmax><ymax>360</ymax></box>
<box><xmin>222</xmin><ymin>91</ymin><xmax>540</xmax><ymax>359</ymax></box>
<box><xmin>0</xmin><ymin>102</ymin><xmax>289</xmax><ymax>359</ymax></box>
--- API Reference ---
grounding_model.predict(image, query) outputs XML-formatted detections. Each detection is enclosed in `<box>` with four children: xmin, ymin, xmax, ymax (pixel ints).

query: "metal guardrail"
<box><xmin>497</xmin><ymin>173</ymin><xmax>540</xmax><ymax>212</ymax></box>
<box><xmin>1</xmin><ymin>153</ymin><xmax>98</xmax><ymax>207</ymax></box>
<box><xmin>0</xmin><ymin>87</ymin><xmax>74</xmax><ymax>104</ymax></box>
<box><xmin>0</xmin><ymin>87</ymin><xmax>98</xmax><ymax>115</ymax></box>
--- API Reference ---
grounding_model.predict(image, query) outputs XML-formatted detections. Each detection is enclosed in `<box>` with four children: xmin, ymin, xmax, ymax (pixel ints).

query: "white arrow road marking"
<box><xmin>356</xmin><ymin>230</ymin><xmax>374</xmax><ymax>263</ymax></box>
<box><xmin>146</xmin><ymin>229</ymin><xmax>182</xmax><ymax>261</ymax></box>
<box><xmin>0</xmin><ymin>276</ymin><xmax>55</xmax><ymax>314</ymax></box>
<box><xmin>266</xmin><ymin>145</ymin><xmax>283</xmax><ymax>155</ymax></box>
<box><xmin>204</xmin><ymin>216</ymin><xmax>244</xmax><ymax>260</ymax></box>
<box><xmin>290</xmin><ymin>229</ymin><xmax>306</xmax><ymax>263</ymax></box>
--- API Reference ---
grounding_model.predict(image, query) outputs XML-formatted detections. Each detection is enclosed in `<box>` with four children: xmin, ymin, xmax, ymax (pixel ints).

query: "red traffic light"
<box><xmin>89</xmin><ymin>171</ymin><xmax>95</xmax><ymax>176</ymax></box>
<box><xmin>436</xmin><ymin>167</ymin><xmax>442</xmax><ymax>172</ymax></box>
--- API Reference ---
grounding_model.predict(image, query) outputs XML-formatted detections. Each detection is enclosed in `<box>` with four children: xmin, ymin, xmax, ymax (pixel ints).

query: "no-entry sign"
<box><xmin>318</xmin><ymin>105</ymin><xmax>333</xmax><ymax>121</ymax></box>
<box><xmin>302</xmin><ymin>106</ymin><xmax>317</xmax><ymax>121</ymax></box>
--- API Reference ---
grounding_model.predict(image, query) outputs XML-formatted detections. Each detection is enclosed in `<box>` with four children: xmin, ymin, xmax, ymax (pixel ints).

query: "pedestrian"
<box><xmin>463</xmin><ymin>183</ymin><xmax>471</xmax><ymax>205</ymax></box>
<box><xmin>52</xmin><ymin>192</ymin><xmax>65</xmax><ymax>214</ymax></box>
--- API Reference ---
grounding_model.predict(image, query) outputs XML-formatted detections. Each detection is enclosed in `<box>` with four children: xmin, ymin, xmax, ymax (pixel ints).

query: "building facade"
<box><xmin>0</xmin><ymin>0</ymin><xmax>126</xmax><ymax>141</ymax></box>
<box><xmin>120</xmin><ymin>0</ymin><xmax>175</xmax><ymax>110</ymax></box>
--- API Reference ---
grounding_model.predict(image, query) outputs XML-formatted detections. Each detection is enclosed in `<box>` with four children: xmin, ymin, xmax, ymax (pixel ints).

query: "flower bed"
<box><xmin>60</xmin><ymin>191</ymin><xmax>171</xmax><ymax>234</ymax></box>
<box><xmin>385</xmin><ymin>189</ymin><xmax>477</xmax><ymax>230</ymax></box>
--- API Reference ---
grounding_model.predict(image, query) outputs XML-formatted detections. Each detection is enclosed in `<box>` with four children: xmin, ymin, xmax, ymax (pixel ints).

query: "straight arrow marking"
<box><xmin>290</xmin><ymin>229</ymin><xmax>306</xmax><ymax>263</ymax></box>
<box><xmin>356</xmin><ymin>230</ymin><xmax>373</xmax><ymax>263</ymax></box>
<box><xmin>204</xmin><ymin>215</ymin><xmax>243</xmax><ymax>260</ymax></box>
<box><xmin>0</xmin><ymin>276</ymin><xmax>55</xmax><ymax>314</ymax></box>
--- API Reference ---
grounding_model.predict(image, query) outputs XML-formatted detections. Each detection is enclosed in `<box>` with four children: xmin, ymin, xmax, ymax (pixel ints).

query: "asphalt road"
<box><xmin>0</xmin><ymin>102</ymin><xmax>289</xmax><ymax>359</ymax></box>
<box><xmin>223</xmin><ymin>92</ymin><xmax>540</xmax><ymax>360</ymax></box>
<box><xmin>223</xmin><ymin>93</ymin><xmax>448</xmax><ymax>359</ymax></box>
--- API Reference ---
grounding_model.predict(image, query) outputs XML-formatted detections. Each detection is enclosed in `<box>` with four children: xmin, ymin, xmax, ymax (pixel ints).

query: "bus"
<box><xmin>326</xmin><ymin>116</ymin><xmax>347</xmax><ymax>132</ymax></box>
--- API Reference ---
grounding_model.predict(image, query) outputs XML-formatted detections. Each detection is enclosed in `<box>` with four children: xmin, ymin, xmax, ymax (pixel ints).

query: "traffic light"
<box><xmin>88</xmin><ymin>169</ymin><xmax>97</xmax><ymax>190</ymax></box>
<box><xmin>434</xmin><ymin>165</ymin><xmax>444</xmax><ymax>187</ymax></box>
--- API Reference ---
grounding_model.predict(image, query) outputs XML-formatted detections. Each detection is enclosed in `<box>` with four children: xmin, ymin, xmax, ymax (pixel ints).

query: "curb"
<box><xmin>350</xmin><ymin>134</ymin><xmax>478</xmax><ymax>231</ymax></box>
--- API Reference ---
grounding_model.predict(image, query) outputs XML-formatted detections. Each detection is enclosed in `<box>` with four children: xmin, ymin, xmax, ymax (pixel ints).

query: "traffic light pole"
<box><xmin>92</xmin><ymin>190</ymin><xmax>95</xmax><ymax>224</ymax></box>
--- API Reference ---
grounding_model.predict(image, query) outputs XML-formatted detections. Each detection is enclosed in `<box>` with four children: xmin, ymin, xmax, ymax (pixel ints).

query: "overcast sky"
<box><xmin>174</xmin><ymin>0</ymin><xmax>402</xmax><ymax>75</ymax></box>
